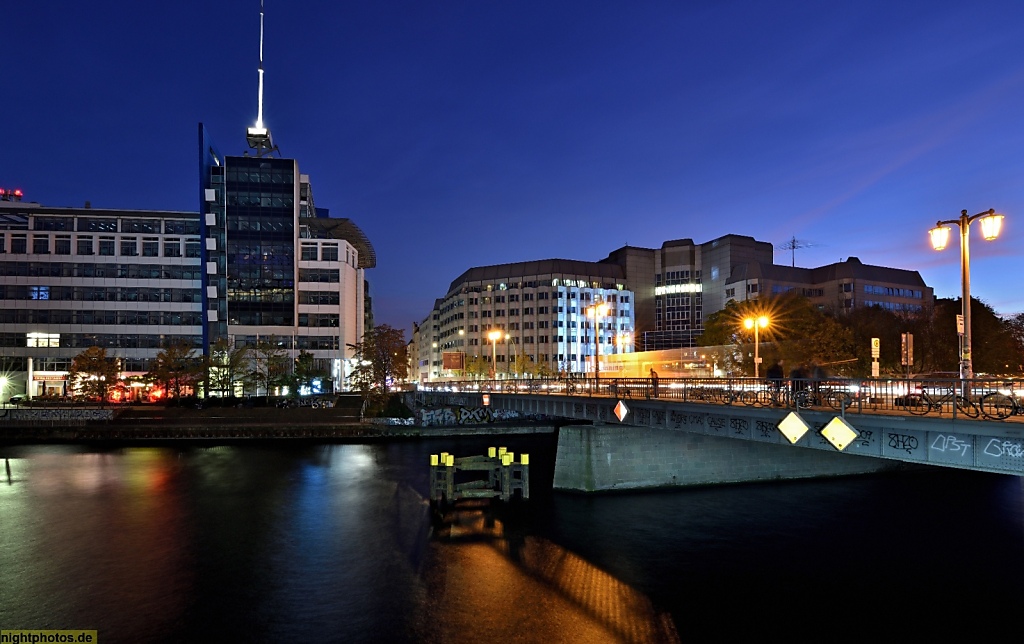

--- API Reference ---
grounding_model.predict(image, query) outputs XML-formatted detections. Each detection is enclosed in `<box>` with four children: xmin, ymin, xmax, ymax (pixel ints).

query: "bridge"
<box><xmin>417</xmin><ymin>376</ymin><xmax>1024</xmax><ymax>492</ymax></box>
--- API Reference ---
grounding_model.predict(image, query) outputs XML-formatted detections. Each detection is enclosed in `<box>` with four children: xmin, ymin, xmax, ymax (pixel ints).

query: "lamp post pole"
<box><xmin>929</xmin><ymin>209</ymin><xmax>1004</xmax><ymax>381</ymax></box>
<box><xmin>587</xmin><ymin>302</ymin><xmax>609</xmax><ymax>386</ymax></box>
<box><xmin>744</xmin><ymin>316</ymin><xmax>769</xmax><ymax>379</ymax></box>
<box><xmin>504</xmin><ymin>333</ymin><xmax>518</xmax><ymax>379</ymax></box>
<box><xmin>487</xmin><ymin>329</ymin><xmax>501</xmax><ymax>380</ymax></box>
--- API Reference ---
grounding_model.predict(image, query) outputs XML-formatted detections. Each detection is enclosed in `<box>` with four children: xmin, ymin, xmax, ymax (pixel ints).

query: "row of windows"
<box><xmin>0</xmin><ymin>332</ymin><xmax>201</xmax><ymax>349</ymax></box>
<box><xmin>862</xmin><ymin>300</ymin><xmax>925</xmax><ymax>312</ymax></box>
<box><xmin>298</xmin><ymin>314</ymin><xmax>339</xmax><ymax>328</ymax></box>
<box><xmin>227</xmin><ymin>289</ymin><xmax>295</xmax><ymax>304</ymax></box>
<box><xmin>300</xmin><ymin>243</ymin><xmax>340</xmax><ymax>262</ymax></box>
<box><xmin>864</xmin><ymin>285</ymin><xmax>923</xmax><ymax>299</ymax></box>
<box><xmin>298</xmin><ymin>269</ymin><xmax>341</xmax><ymax>283</ymax></box>
<box><xmin>0</xmin><ymin>233</ymin><xmax>201</xmax><ymax>257</ymax></box>
<box><xmin>465</xmin><ymin>292</ymin><xmax>630</xmax><ymax>305</ymax></box>
<box><xmin>0</xmin><ymin>310</ymin><xmax>203</xmax><ymax>325</ymax></box>
<box><xmin>30</xmin><ymin>216</ymin><xmax>199</xmax><ymax>235</ymax></box>
<box><xmin>229</xmin><ymin>335</ymin><xmax>340</xmax><ymax>351</ymax></box>
<box><xmin>1</xmin><ymin>285</ymin><xmax>202</xmax><ymax>303</ymax></box>
<box><xmin>298</xmin><ymin>291</ymin><xmax>341</xmax><ymax>305</ymax></box>
<box><xmin>0</xmin><ymin>262</ymin><xmax>204</xmax><ymax>280</ymax></box>
<box><xmin>224</xmin><ymin>169</ymin><xmax>295</xmax><ymax>185</ymax></box>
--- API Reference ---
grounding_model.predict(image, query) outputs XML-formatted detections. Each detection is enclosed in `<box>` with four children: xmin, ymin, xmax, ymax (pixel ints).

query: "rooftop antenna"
<box><xmin>246</xmin><ymin>0</ymin><xmax>279</xmax><ymax>157</ymax></box>
<box><xmin>777</xmin><ymin>236</ymin><xmax>816</xmax><ymax>267</ymax></box>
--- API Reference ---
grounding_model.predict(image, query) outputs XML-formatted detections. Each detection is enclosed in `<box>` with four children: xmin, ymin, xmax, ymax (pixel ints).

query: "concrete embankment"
<box><xmin>0</xmin><ymin>405</ymin><xmax>555</xmax><ymax>443</ymax></box>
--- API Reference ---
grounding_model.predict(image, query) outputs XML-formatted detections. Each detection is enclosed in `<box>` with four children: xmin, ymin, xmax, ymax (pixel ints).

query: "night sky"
<box><xmin>5</xmin><ymin>1</ymin><xmax>1024</xmax><ymax>334</ymax></box>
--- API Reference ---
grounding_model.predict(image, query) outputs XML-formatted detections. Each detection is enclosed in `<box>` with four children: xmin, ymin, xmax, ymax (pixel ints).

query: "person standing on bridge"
<box><xmin>650</xmin><ymin>369</ymin><xmax>659</xmax><ymax>398</ymax></box>
<box><xmin>767</xmin><ymin>360</ymin><xmax>784</xmax><ymax>397</ymax></box>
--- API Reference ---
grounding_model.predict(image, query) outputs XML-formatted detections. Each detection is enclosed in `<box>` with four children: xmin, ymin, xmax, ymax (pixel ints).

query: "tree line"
<box><xmin>66</xmin><ymin>336</ymin><xmax>331</xmax><ymax>403</ymax></box>
<box><xmin>697</xmin><ymin>293</ymin><xmax>1024</xmax><ymax>378</ymax></box>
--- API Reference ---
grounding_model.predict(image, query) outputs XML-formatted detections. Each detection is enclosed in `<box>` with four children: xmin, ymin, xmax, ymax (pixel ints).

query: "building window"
<box><xmin>33</xmin><ymin>235</ymin><xmax>49</xmax><ymax>254</ymax></box>
<box><xmin>99</xmin><ymin>237</ymin><xmax>115</xmax><ymax>256</ymax></box>
<box><xmin>55</xmin><ymin>235</ymin><xmax>72</xmax><ymax>255</ymax></box>
<box><xmin>301</xmin><ymin>244</ymin><xmax>317</xmax><ymax>261</ymax></box>
<box><xmin>143</xmin><ymin>237</ymin><xmax>159</xmax><ymax>257</ymax></box>
<box><xmin>164</xmin><ymin>238</ymin><xmax>181</xmax><ymax>257</ymax></box>
<box><xmin>76</xmin><ymin>236</ymin><xmax>94</xmax><ymax>255</ymax></box>
<box><xmin>321</xmin><ymin>244</ymin><xmax>339</xmax><ymax>261</ymax></box>
<box><xmin>121</xmin><ymin>237</ymin><xmax>138</xmax><ymax>256</ymax></box>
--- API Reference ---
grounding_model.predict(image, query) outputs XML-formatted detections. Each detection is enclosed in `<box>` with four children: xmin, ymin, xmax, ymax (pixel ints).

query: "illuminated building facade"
<box><xmin>414</xmin><ymin>259</ymin><xmax>636</xmax><ymax>382</ymax></box>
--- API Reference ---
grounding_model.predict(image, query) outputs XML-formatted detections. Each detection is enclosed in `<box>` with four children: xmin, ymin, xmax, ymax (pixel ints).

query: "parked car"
<box><xmin>8</xmin><ymin>394</ymin><xmax>25</xmax><ymax>404</ymax></box>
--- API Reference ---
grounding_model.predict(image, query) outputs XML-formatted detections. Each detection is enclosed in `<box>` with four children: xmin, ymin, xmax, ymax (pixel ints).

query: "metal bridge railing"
<box><xmin>419</xmin><ymin>376</ymin><xmax>1024</xmax><ymax>421</ymax></box>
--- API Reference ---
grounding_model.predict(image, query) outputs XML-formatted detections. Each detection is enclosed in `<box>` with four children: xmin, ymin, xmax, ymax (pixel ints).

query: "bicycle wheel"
<box><xmin>827</xmin><ymin>391</ymin><xmax>852</xmax><ymax>411</ymax></box>
<box><xmin>793</xmin><ymin>389</ymin><xmax>812</xmax><ymax>408</ymax></box>
<box><xmin>955</xmin><ymin>396</ymin><xmax>980</xmax><ymax>419</ymax></box>
<box><xmin>755</xmin><ymin>390</ymin><xmax>774</xmax><ymax>406</ymax></box>
<box><xmin>905</xmin><ymin>394</ymin><xmax>929</xmax><ymax>415</ymax></box>
<box><xmin>981</xmin><ymin>392</ymin><xmax>1015</xmax><ymax>420</ymax></box>
<box><xmin>740</xmin><ymin>391</ymin><xmax>759</xmax><ymax>406</ymax></box>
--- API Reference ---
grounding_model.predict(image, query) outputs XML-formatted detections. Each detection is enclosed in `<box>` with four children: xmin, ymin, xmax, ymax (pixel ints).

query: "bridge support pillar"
<box><xmin>553</xmin><ymin>425</ymin><xmax>898</xmax><ymax>492</ymax></box>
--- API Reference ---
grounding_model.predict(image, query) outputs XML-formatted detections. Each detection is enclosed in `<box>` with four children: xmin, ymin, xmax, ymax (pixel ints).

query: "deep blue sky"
<box><xmin>5</xmin><ymin>1</ymin><xmax>1024</xmax><ymax>334</ymax></box>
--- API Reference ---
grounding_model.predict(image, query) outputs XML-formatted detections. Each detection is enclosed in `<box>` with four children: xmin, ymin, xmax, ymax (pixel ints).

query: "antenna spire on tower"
<box><xmin>246</xmin><ymin>0</ymin><xmax>278</xmax><ymax>156</ymax></box>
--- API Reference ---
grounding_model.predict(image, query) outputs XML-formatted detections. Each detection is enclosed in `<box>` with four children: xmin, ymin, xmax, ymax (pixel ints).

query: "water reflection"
<box><xmin>420</xmin><ymin>500</ymin><xmax>679</xmax><ymax>643</ymax></box>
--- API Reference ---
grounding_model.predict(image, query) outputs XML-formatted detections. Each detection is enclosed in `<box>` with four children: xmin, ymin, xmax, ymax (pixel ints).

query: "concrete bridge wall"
<box><xmin>554</xmin><ymin>424</ymin><xmax>897</xmax><ymax>492</ymax></box>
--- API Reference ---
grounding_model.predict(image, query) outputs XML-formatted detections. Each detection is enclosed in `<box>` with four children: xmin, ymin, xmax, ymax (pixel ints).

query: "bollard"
<box><xmin>430</xmin><ymin>454</ymin><xmax>439</xmax><ymax>466</ymax></box>
<box><xmin>488</xmin><ymin>446</ymin><xmax>496</xmax><ymax>458</ymax></box>
<box><xmin>521</xmin><ymin>454</ymin><xmax>529</xmax><ymax>465</ymax></box>
<box><xmin>498</xmin><ymin>446</ymin><xmax>507</xmax><ymax>457</ymax></box>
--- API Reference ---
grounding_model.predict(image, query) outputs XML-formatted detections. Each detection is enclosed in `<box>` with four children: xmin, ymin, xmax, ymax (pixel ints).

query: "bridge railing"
<box><xmin>418</xmin><ymin>376</ymin><xmax>1024</xmax><ymax>421</ymax></box>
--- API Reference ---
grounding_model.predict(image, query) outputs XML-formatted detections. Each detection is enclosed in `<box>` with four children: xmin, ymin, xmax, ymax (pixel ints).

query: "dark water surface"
<box><xmin>2</xmin><ymin>436</ymin><xmax>1023</xmax><ymax>642</ymax></box>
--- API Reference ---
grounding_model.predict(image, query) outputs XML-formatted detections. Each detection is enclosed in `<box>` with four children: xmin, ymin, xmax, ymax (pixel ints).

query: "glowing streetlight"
<box><xmin>586</xmin><ymin>302</ymin><xmax>610</xmax><ymax>382</ymax></box>
<box><xmin>743</xmin><ymin>316</ymin><xmax>769</xmax><ymax>378</ymax></box>
<box><xmin>487</xmin><ymin>329</ymin><xmax>502</xmax><ymax>379</ymax></box>
<box><xmin>616</xmin><ymin>332</ymin><xmax>631</xmax><ymax>353</ymax></box>
<box><xmin>929</xmin><ymin>208</ymin><xmax>1005</xmax><ymax>380</ymax></box>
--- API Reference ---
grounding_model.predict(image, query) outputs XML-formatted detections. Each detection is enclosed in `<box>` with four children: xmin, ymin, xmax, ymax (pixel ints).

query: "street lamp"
<box><xmin>743</xmin><ymin>316</ymin><xmax>769</xmax><ymax>378</ymax></box>
<box><xmin>487</xmin><ymin>329</ymin><xmax>502</xmax><ymax>379</ymax></box>
<box><xmin>929</xmin><ymin>208</ymin><xmax>1005</xmax><ymax>380</ymax></box>
<box><xmin>616</xmin><ymin>332</ymin><xmax>631</xmax><ymax>353</ymax></box>
<box><xmin>586</xmin><ymin>302</ymin><xmax>610</xmax><ymax>382</ymax></box>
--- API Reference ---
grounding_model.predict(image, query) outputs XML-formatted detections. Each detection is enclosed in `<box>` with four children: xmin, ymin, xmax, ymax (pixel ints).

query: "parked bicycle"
<box><xmin>980</xmin><ymin>390</ymin><xmax>1024</xmax><ymax>420</ymax></box>
<box><xmin>905</xmin><ymin>385</ymin><xmax>979</xmax><ymax>418</ymax></box>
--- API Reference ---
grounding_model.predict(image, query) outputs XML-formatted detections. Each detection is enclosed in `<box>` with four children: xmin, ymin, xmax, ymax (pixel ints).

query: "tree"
<box><xmin>290</xmin><ymin>350</ymin><xmax>329</xmax><ymax>395</ymax></box>
<box><xmin>68</xmin><ymin>346</ymin><xmax>121</xmax><ymax>402</ymax></box>
<box><xmin>243</xmin><ymin>337</ymin><xmax>291</xmax><ymax>398</ymax></box>
<box><xmin>146</xmin><ymin>340</ymin><xmax>205</xmax><ymax>401</ymax></box>
<box><xmin>464</xmin><ymin>355</ymin><xmax>490</xmax><ymax>380</ymax></box>
<box><xmin>207</xmin><ymin>337</ymin><xmax>250</xmax><ymax>397</ymax></box>
<box><xmin>697</xmin><ymin>295</ymin><xmax>857</xmax><ymax>376</ymax></box>
<box><xmin>349</xmin><ymin>324</ymin><xmax>409</xmax><ymax>400</ymax></box>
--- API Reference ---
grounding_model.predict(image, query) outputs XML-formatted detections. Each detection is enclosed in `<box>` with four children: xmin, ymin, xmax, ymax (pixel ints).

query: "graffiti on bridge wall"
<box><xmin>0</xmin><ymin>409</ymin><xmax>115</xmax><ymax>422</ymax></box>
<box><xmin>416</xmin><ymin>406</ymin><xmax>524</xmax><ymax>427</ymax></box>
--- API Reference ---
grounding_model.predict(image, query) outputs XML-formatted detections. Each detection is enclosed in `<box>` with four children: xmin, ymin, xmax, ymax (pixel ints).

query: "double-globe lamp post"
<box><xmin>929</xmin><ymin>209</ymin><xmax>1004</xmax><ymax>381</ymax></box>
<box><xmin>743</xmin><ymin>316</ymin><xmax>769</xmax><ymax>378</ymax></box>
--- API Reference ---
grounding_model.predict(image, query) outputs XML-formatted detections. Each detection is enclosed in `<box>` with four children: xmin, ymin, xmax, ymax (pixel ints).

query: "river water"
<box><xmin>1</xmin><ymin>435</ymin><xmax>1023</xmax><ymax>642</ymax></box>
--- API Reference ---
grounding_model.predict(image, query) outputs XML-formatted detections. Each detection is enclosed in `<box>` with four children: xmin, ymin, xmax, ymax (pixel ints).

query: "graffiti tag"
<box><xmin>983</xmin><ymin>439</ymin><xmax>1024</xmax><ymax>459</ymax></box>
<box><xmin>888</xmin><ymin>433</ymin><xmax>919</xmax><ymax>454</ymax></box>
<box><xmin>930</xmin><ymin>434</ymin><xmax>971</xmax><ymax>457</ymax></box>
